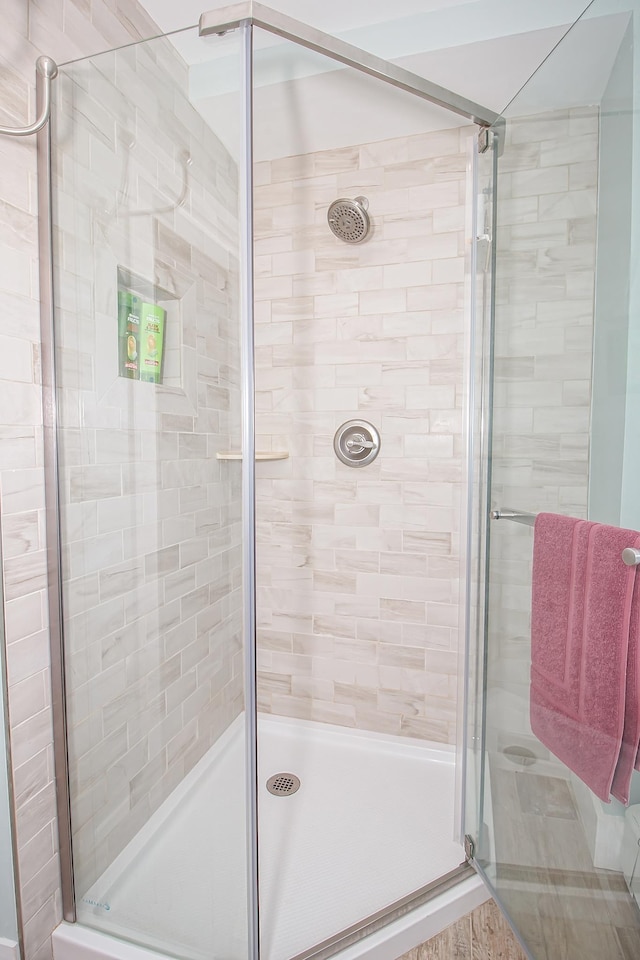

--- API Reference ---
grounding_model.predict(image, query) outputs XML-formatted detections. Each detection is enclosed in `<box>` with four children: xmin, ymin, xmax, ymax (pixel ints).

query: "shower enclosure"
<box><xmin>40</xmin><ymin>2</ymin><xmax>640</xmax><ymax>960</ymax></box>
<box><xmin>44</xmin><ymin>7</ymin><xmax>494</xmax><ymax>960</ymax></box>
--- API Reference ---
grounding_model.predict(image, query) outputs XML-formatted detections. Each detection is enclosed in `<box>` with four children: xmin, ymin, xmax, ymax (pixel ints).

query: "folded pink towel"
<box><xmin>612</xmin><ymin>566</ymin><xmax>640</xmax><ymax>804</ymax></box>
<box><xmin>530</xmin><ymin>514</ymin><xmax>640</xmax><ymax>803</ymax></box>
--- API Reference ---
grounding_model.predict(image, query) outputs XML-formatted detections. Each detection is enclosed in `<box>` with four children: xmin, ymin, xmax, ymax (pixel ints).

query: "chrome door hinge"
<box><xmin>464</xmin><ymin>834</ymin><xmax>475</xmax><ymax>862</ymax></box>
<box><xmin>477</xmin><ymin>127</ymin><xmax>491</xmax><ymax>154</ymax></box>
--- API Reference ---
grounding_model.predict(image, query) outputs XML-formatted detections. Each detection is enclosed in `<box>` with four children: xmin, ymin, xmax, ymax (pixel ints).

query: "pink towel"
<box><xmin>530</xmin><ymin>514</ymin><xmax>640</xmax><ymax>803</ymax></box>
<box><xmin>612</xmin><ymin>567</ymin><xmax>640</xmax><ymax>804</ymax></box>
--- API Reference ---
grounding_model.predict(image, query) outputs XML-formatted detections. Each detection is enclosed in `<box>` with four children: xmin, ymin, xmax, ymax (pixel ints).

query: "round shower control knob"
<box><xmin>334</xmin><ymin>420</ymin><xmax>381</xmax><ymax>467</ymax></box>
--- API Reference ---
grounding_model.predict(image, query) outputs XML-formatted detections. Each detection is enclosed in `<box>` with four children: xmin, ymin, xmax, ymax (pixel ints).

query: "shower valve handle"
<box><xmin>346</xmin><ymin>434</ymin><xmax>374</xmax><ymax>451</ymax></box>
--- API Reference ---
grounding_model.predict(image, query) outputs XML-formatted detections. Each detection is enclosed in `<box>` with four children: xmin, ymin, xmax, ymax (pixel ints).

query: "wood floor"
<box><xmin>484</xmin><ymin>752</ymin><xmax>640</xmax><ymax>959</ymax></box>
<box><xmin>401</xmin><ymin>751</ymin><xmax>640</xmax><ymax>959</ymax></box>
<box><xmin>397</xmin><ymin>898</ymin><xmax>527</xmax><ymax>960</ymax></box>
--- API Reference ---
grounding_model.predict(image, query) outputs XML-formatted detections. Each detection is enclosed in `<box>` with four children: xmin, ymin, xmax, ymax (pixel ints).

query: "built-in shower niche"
<box><xmin>116</xmin><ymin>267</ymin><xmax>178</xmax><ymax>388</ymax></box>
<box><xmin>94</xmin><ymin>263</ymin><xmax>197</xmax><ymax>413</ymax></box>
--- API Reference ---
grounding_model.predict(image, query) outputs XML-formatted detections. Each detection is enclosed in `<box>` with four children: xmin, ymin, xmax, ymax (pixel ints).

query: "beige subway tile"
<box><xmin>432</xmin><ymin>204</ymin><xmax>466</xmax><ymax>233</ymax></box>
<box><xmin>6</xmin><ymin>628</ymin><xmax>50</xmax><ymax>687</ymax></box>
<box><xmin>382</xmin><ymin>261</ymin><xmax>432</xmax><ymax>289</ymax></box>
<box><xmin>22</xmin><ymin>896</ymin><xmax>60</xmax><ymax>959</ymax></box>
<box><xmin>432</xmin><ymin>257</ymin><xmax>465</xmax><ymax>285</ymax></box>
<box><xmin>355</xmin><ymin>619</ymin><xmax>399</xmax><ymax>644</ymax></box>
<box><xmin>400</xmin><ymin>716</ymin><xmax>449</xmax><ymax>742</ymax></box>
<box><xmin>403</xmin><ymin>623</ymin><xmax>452</xmax><ymax>650</ymax></box>
<box><xmin>334</xmin><ymin>504</ymin><xmax>380</xmax><ymax>527</ymax></box>
<box><xmin>408</xmin><ymin>180</ymin><xmax>460</xmax><ymax>211</ymax></box>
<box><xmin>272</xmin><ymin>249</ymin><xmax>316</xmax><ymax>277</ymax></box>
<box><xmin>334</xmin><ymin>681</ymin><xmax>377</xmax><ymax>708</ymax></box>
<box><xmin>355</xmin><ymin>480</ymin><xmax>402</xmax><ymax>504</ymax></box>
<box><xmin>359</xmin><ymin>288</ymin><xmax>407</xmax><ymax>315</ymax></box>
<box><xmin>259</xmin><ymin>671</ymin><xmax>292</xmax><ymax>696</ymax></box>
<box><xmin>267</xmin><ymin>694</ymin><xmax>313</xmax><ymax>721</ymax></box>
<box><xmin>379</xmin><ymin>553</ymin><xmax>427</xmax><ymax>578</ymax></box>
<box><xmin>315</xmin><ymin>337</ymin><xmax>405</xmax><ymax>365</ymax></box>
<box><xmin>314</xmin><ymin>292</ymin><xmax>360</xmax><ymax>318</ymax></box>
<box><xmin>337</xmin><ymin>315</ymin><xmax>384</xmax><ymax>341</ymax></box>
<box><xmin>313</xmin><ymin>570</ymin><xmax>357</xmax><ymax>594</ymax></box>
<box><xmin>335</xmin><ymin>266</ymin><xmax>385</xmax><ymax>293</ymax></box>
<box><xmin>403</xmin><ymin>530</ymin><xmax>452</xmax><ymax>555</ymax></box>
<box><xmin>313</xmin><ymin>615</ymin><xmax>356</xmax><ymax>640</ymax></box>
<box><xmin>406</xmin><ymin>285</ymin><xmax>459</xmax><ymax>313</ymax></box>
<box><xmin>511</xmin><ymin>165</ymin><xmax>569</xmax><ymax>198</ymax></box>
<box><xmin>335</xmin><ymin>362</ymin><xmax>382</xmax><ymax>386</ymax></box>
<box><xmin>4</xmin><ymin>591</ymin><xmax>44</xmax><ymax>643</ymax></box>
<box><xmin>328</xmin><ymin>593</ymin><xmax>377</xmax><ymax>619</ymax></box>
<box><xmin>356</xmin><ymin>528</ymin><xmax>403</xmax><ymax>554</ymax></box>
<box><xmin>360</xmin><ymin>140</ymin><xmax>409</xmax><ymax>168</ymax></box>
<box><xmin>354</xmin><ymin>707</ymin><xmax>401</xmax><ymax>735</ymax></box>
<box><xmin>377</xmin><ymin>687</ymin><xmax>425</xmax><ymax>715</ymax></box>
<box><xmin>380</xmin><ymin>598</ymin><xmax>425</xmax><ymax>623</ymax></box>
<box><xmin>309</xmin><ymin>700</ymin><xmax>357</xmax><ymax>727</ymax></box>
<box><xmin>335</xmin><ymin>549</ymin><xmax>379</xmax><ymax>573</ymax></box>
<box><xmin>291</xmin><ymin>676</ymin><xmax>334</xmax><ymax>700</ymax></box>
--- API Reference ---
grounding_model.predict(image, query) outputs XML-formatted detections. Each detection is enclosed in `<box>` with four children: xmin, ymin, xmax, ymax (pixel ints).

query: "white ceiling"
<box><xmin>136</xmin><ymin>0</ymin><xmax>624</xmax><ymax>161</ymax></box>
<box><xmin>141</xmin><ymin>0</ymin><xmax>590</xmax><ymax>44</ymax></box>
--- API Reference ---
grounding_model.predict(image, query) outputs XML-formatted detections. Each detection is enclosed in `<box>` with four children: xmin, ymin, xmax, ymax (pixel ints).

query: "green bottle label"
<box><xmin>139</xmin><ymin>302</ymin><xmax>166</xmax><ymax>384</ymax></box>
<box><xmin>118</xmin><ymin>290</ymin><xmax>141</xmax><ymax>379</ymax></box>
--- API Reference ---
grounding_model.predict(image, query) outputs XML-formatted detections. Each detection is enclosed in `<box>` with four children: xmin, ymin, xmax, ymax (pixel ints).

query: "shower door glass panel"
<box><xmin>463</xmin><ymin>134</ymin><xmax>495</xmax><ymax>860</ymax></box>
<box><xmin>251</xmin><ymin>26</ymin><xmax>469</xmax><ymax>960</ymax></box>
<box><xmin>468</xmin><ymin>1</ymin><xmax>640</xmax><ymax>958</ymax></box>
<box><xmin>52</xmin><ymin>27</ymin><xmax>251</xmax><ymax>960</ymax></box>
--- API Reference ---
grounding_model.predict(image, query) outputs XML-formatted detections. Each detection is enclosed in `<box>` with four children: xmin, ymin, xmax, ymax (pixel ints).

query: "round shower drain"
<box><xmin>266</xmin><ymin>773</ymin><xmax>301</xmax><ymax>796</ymax></box>
<box><xmin>502</xmin><ymin>746</ymin><xmax>537</xmax><ymax>767</ymax></box>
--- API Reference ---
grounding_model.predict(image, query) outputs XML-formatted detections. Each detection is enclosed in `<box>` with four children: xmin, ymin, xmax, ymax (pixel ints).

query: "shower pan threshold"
<box><xmin>53</xmin><ymin>716</ymin><xmax>487</xmax><ymax>960</ymax></box>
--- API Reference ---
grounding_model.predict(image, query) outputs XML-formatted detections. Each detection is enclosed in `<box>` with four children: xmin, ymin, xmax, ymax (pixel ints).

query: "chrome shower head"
<box><xmin>327</xmin><ymin>196</ymin><xmax>370</xmax><ymax>243</ymax></box>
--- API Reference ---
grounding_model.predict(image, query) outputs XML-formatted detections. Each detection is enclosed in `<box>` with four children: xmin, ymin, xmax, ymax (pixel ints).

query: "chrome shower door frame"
<box><xmin>239</xmin><ymin>20</ymin><xmax>260</xmax><ymax>960</ymax></box>
<box><xmin>199</xmin><ymin>1</ymin><xmax>499</xmax><ymax>127</ymax></box>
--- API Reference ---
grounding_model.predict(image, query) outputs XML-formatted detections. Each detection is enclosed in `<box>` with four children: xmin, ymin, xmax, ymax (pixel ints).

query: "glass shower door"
<box><xmin>0</xmin><ymin>550</ymin><xmax>19</xmax><ymax>954</ymax></box>
<box><xmin>466</xmin><ymin>1</ymin><xmax>640</xmax><ymax>958</ymax></box>
<box><xmin>50</xmin><ymin>24</ymin><xmax>256</xmax><ymax>960</ymax></box>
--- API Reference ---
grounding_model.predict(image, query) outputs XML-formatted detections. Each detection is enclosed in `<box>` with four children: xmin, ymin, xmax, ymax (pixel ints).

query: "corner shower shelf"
<box><xmin>216</xmin><ymin>451</ymin><xmax>289</xmax><ymax>461</ymax></box>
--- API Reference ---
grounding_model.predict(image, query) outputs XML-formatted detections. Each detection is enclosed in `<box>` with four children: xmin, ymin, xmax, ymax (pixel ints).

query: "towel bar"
<box><xmin>622</xmin><ymin>548</ymin><xmax>640</xmax><ymax>567</ymax></box>
<box><xmin>490</xmin><ymin>509</ymin><xmax>536</xmax><ymax>526</ymax></box>
<box><xmin>492</xmin><ymin>509</ymin><xmax>640</xmax><ymax>567</ymax></box>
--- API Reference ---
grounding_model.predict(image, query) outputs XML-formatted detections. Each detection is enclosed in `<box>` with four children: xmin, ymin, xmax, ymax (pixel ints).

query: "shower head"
<box><xmin>327</xmin><ymin>196</ymin><xmax>370</xmax><ymax>243</ymax></box>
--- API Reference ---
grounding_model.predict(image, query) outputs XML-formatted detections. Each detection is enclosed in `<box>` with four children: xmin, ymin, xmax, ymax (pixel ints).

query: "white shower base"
<box><xmin>64</xmin><ymin>716</ymin><xmax>474</xmax><ymax>960</ymax></box>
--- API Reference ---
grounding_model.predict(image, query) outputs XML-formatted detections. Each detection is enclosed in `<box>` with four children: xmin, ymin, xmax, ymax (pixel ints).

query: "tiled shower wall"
<box><xmin>254</xmin><ymin>127</ymin><xmax>473</xmax><ymax>743</ymax></box>
<box><xmin>487</xmin><ymin>106</ymin><xmax>598</xmax><ymax>743</ymax></box>
<box><xmin>53</xmin><ymin>41</ymin><xmax>242</xmax><ymax>894</ymax></box>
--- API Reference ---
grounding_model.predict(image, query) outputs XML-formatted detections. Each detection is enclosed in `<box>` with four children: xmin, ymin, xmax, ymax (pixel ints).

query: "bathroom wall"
<box><xmin>254</xmin><ymin>126</ymin><xmax>472</xmax><ymax>743</ymax></box>
<box><xmin>589</xmin><ymin>25</ymin><xmax>632</xmax><ymax>528</ymax></box>
<box><xmin>488</xmin><ymin>104</ymin><xmax>598</xmax><ymax>744</ymax></box>
<box><xmin>52</xmin><ymin>36</ymin><xmax>243</xmax><ymax>894</ymax></box>
<box><xmin>0</xmin><ymin>2</ymin><xmax>177</xmax><ymax>957</ymax></box>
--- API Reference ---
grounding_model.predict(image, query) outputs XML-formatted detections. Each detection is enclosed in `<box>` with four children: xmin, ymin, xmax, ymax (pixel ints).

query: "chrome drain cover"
<box><xmin>266</xmin><ymin>773</ymin><xmax>300</xmax><ymax>796</ymax></box>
